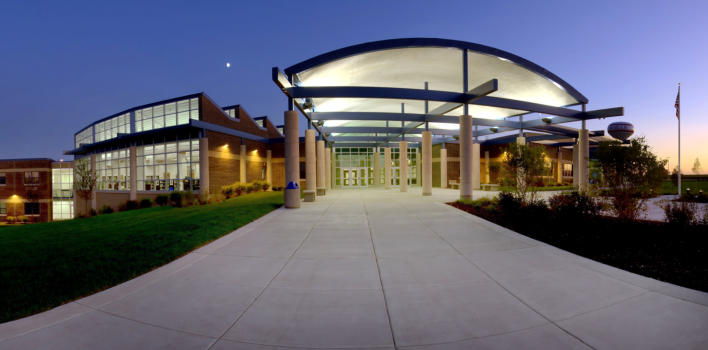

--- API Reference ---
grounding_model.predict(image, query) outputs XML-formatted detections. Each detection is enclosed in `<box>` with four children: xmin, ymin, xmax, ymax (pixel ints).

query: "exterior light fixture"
<box><xmin>542</xmin><ymin>117</ymin><xmax>552</xmax><ymax>124</ymax></box>
<box><xmin>222</xmin><ymin>144</ymin><xmax>229</xmax><ymax>149</ymax></box>
<box><xmin>490</xmin><ymin>127</ymin><xmax>499</xmax><ymax>133</ymax></box>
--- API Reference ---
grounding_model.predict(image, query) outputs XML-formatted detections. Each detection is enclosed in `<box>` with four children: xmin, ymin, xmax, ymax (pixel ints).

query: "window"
<box><xmin>563</xmin><ymin>163</ymin><xmax>573</xmax><ymax>177</ymax></box>
<box><xmin>137</xmin><ymin>137</ymin><xmax>200</xmax><ymax>191</ymax></box>
<box><xmin>0</xmin><ymin>173</ymin><xmax>5</xmax><ymax>185</ymax></box>
<box><xmin>96</xmin><ymin>149</ymin><xmax>130</xmax><ymax>190</ymax></box>
<box><xmin>95</xmin><ymin>113</ymin><xmax>130</xmax><ymax>143</ymax></box>
<box><xmin>24</xmin><ymin>171</ymin><xmax>40</xmax><ymax>185</ymax></box>
<box><xmin>52</xmin><ymin>167</ymin><xmax>74</xmax><ymax>220</ymax></box>
<box><xmin>135</xmin><ymin>98</ymin><xmax>199</xmax><ymax>133</ymax></box>
<box><xmin>24</xmin><ymin>202</ymin><xmax>40</xmax><ymax>215</ymax></box>
<box><xmin>0</xmin><ymin>202</ymin><xmax>6</xmax><ymax>215</ymax></box>
<box><xmin>75</xmin><ymin>127</ymin><xmax>93</xmax><ymax>148</ymax></box>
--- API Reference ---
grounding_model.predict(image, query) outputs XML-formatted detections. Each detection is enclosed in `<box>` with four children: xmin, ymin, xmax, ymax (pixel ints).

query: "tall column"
<box><xmin>324</xmin><ymin>146</ymin><xmax>331</xmax><ymax>190</ymax></box>
<box><xmin>266</xmin><ymin>149</ymin><xmax>272</xmax><ymax>191</ymax></box>
<box><xmin>422</xmin><ymin>131</ymin><xmax>432</xmax><ymax>196</ymax></box>
<box><xmin>304</xmin><ymin>129</ymin><xmax>317</xmax><ymax>201</ymax></box>
<box><xmin>484</xmin><ymin>151</ymin><xmax>490</xmax><ymax>184</ymax></box>
<box><xmin>384</xmin><ymin>147</ymin><xmax>392</xmax><ymax>189</ymax></box>
<box><xmin>199</xmin><ymin>137</ymin><xmax>210</xmax><ymax>199</ymax></box>
<box><xmin>372</xmin><ymin>147</ymin><xmax>380</xmax><ymax>187</ymax></box>
<box><xmin>572</xmin><ymin>142</ymin><xmax>579</xmax><ymax>188</ymax></box>
<box><xmin>129</xmin><ymin>146</ymin><xmax>137</xmax><ymax>200</ymax></box>
<box><xmin>440</xmin><ymin>148</ymin><xmax>448</xmax><ymax>188</ymax></box>
<box><xmin>459</xmin><ymin>115</ymin><xmax>473</xmax><ymax>200</ymax></box>
<box><xmin>399</xmin><ymin>141</ymin><xmax>408</xmax><ymax>192</ymax></box>
<box><xmin>579</xmin><ymin>125</ymin><xmax>589</xmax><ymax>192</ymax></box>
<box><xmin>555</xmin><ymin>147</ymin><xmax>562</xmax><ymax>184</ymax></box>
<box><xmin>472</xmin><ymin>143</ymin><xmax>480</xmax><ymax>190</ymax></box>
<box><xmin>516</xmin><ymin>136</ymin><xmax>526</xmax><ymax>193</ymax></box>
<box><xmin>316</xmin><ymin>140</ymin><xmax>325</xmax><ymax>196</ymax></box>
<box><xmin>416</xmin><ymin>148</ymin><xmax>421</xmax><ymax>187</ymax></box>
<box><xmin>284</xmin><ymin>111</ymin><xmax>300</xmax><ymax>208</ymax></box>
<box><xmin>239</xmin><ymin>144</ymin><xmax>247</xmax><ymax>183</ymax></box>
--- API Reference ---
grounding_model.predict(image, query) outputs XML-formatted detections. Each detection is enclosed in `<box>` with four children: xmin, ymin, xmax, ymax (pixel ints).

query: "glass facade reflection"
<box><xmin>137</xmin><ymin>137</ymin><xmax>200</xmax><ymax>191</ymax></box>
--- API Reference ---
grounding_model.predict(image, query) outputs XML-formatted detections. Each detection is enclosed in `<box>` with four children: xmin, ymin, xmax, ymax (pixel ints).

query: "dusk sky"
<box><xmin>1</xmin><ymin>0</ymin><xmax>706</xmax><ymax>172</ymax></box>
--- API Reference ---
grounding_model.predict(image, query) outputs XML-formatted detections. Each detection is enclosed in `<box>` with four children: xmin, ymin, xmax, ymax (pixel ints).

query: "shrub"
<box><xmin>497</xmin><ymin>191</ymin><xmax>522</xmax><ymax>214</ymax></box>
<box><xmin>251</xmin><ymin>181</ymin><xmax>262</xmax><ymax>192</ymax></box>
<box><xmin>182</xmin><ymin>191</ymin><xmax>196</xmax><ymax>206</ymax></box>
<box><xmin>18</xmin><ymin>216</ymin><xmax>29</xmax><ymax>223</ymax></box>
<box><xmin>548</xmin><ymin>191</ymin><xmax>601</xmax><ymax>220</ymax></box>
<box><xmin>140</xmin><ymin>198</ymin><xmax>152</xmax><ymax>209</ymax></box>
<box><xmin>169</xmin><ymin>191</ymin><xmax>183</xmax><ymax>207</ymax></box>
<box><xmin>99</xmin><ymin>205</ymin><xmax>114</xmax><ymax>215</ymax></box>
<box><xmin>663</xmin><ymin>201</ymin><xmax>699</xmax><ymax>226</ymax></box>
<box><xmin>155</xmin><ymin>195</ymin><xmax>169</xmax><ymax>206</ymax></box>
<box><xmin>245</xmin><ymin>184</ymin><xmax>254</xmax><ymax>193</ymax></box>
<box><xmin>88</xmin><ymin>208</ymin><xmax>98</xmax><ymax>217</ymax></box>
<box><xmin>262</xmin><ymin>182</ymin><xmax>271</xmax><ymax>191</ymax></box>
<box><xmin>221</xmin><ymin>185</ymin><xmax>234</xmax><ymax>199</ymax></box>
<box><xmin>125</xmin><ymin>200</ymin><xmax>140</xmax><ymax>211</ymax></box>
<box><xmin>6</xmin><ymin>216</ymin><xmax>16</xmax><ymax>223</ymax></box>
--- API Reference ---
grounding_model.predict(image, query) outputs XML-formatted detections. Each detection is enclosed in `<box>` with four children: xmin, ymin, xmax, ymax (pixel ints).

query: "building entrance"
<box><xmin>341</xmin><ymin>167</ymin><xmax>368</xmax><ymax>188</ymax></box>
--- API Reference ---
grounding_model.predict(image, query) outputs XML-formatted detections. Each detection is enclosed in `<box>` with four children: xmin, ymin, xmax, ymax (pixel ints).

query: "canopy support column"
<box><xmin>373</xmin><ymin>147</ymin><xmax>380</xmax><ymax>187</ymax></box>
<box><xmin>316</xmin><ymin>139</ymin><xmax>326</xmax><ymax>196</ymax></box>
<box><xmin>284</xmin><ymin>110</ymin><xmax>300</xmax><ymax>208</ymax></box>
<box><xmin>324</xmin><ymin>145</ymin><xmax>331</xmax><ymax>191</ymax></box>
<box><xmin>422</xmin><ymin>131</ymin><xmax>432</xmax><ymax>196</ymax></box>
<box><xmin>460</xmin><ymin>115</ymin><xmax>473</xmax><ymax>200</ymax></box>
<box><xmin>400</xmin><ymin>141</ymin><xmax>408</xmax><ymax>192</ymax></box>
<box><xmin>384</xmin><ymin>147</ymin><xmax>392</xmax><ymax>189</ymax></box>
<box><xmin>440</xmin><ymin>146</ymin><xmax>448</xmax><ymax>189</ymax></box>
<box><xmin>304</xmin><ymin>129</ymin><xmax>316</xmax><ymax>202</ymax></box>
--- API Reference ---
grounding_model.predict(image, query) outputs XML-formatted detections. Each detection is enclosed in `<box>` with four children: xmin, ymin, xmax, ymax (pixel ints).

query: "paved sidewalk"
<box><xmin>1</xmin><ymin>188</ymin><xmax>707</xmax><ymax>349</ymax></box>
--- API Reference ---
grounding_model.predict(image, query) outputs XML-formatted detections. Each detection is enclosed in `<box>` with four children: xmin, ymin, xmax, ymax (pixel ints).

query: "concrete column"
<box><xmin>416</xmin><ymin>148</ymin><xmax>421</xmax><ymax>187</ymax></box>
<box><xmin>555</xmin><ymin>147</ymin><xmax>562</xmax><ymax>184</ymax></box>
<box><xmin>484</xmin><ymin>151</ymin><xmax>490</xmax><ymax>184</ymax></box>
<box><xmin>399</xmin><ymin>141</ymin><xmax>408</xmax><ymax>192</ymax></box>
<box><xmin>459</xmin><ymin>115</ymin><xmax>473</xmax><ymax>200</ymax></box>
<box><xmin>90</xmin><ymin>154</ymin><xmax>97</xmax><ymax>210</ymax></box>
<box><xmin>324</xmin><ymin>146</ymin><xmax>331</xmax><ymax>190</ymax></box>
<box><xmin>472</xmin><ymin>143</ymin><xmax>481</xmax><ymax>190</ymax></box>
<box><xmin>384</xmin><ymin>147</ymin><xmax>391</xmax><ymax>189</ymax></box>
<box><xmin>330</xmin><ymin>147</ymin><xmax>336</xmax><ymax>189</ymax></box>
<box><xmin>239</xmin><ymin>144</ymin><xmax>247</xmax><ymax>183</ymax></box>
<box><xmin>129</xmin><ymin>146</ymin><xmax>137</xmax><ymax>200</ymax></box>
<box><xmin>422</xmin><ymin>131</ymin><xmax>432</xmax><ymax>196</ymax></box>
<box><xmin>304</xmin><ymin>129</ymin><xmax>316</xmax><ymax>202</ymax></box>
<box><xmin>266</xmin><ymin>149</ymin><xmax>272</xmax><ymax>191</ymax></box>
<box><xmin>372</xmin><ymin>147</ymin><xmax>380</xmax><ymax>187</ymax></box>
<box><xmin>199</xmin><ymin>137</ymin><xmax>210</xmax><ymax>199</ymax></box>
<box><xmin>440</xmin><ymin>148</ymin><xmax>447</xmax><ymax>188</ymax></box>
<box><xmin>572</xmin><ymin>143</ymin><xmax>579</xmax><ymax>188</ymax></box>
<box><xmin>284</xmin><ymin>111</ymin><xmax>300</xmax><ymax>208</ymax></box>
<box><xmin>316</xmin><ymin>140</ymin><xmax>325</xmax><ymax>196</ymax></box>
<box><xmin>579</xmin><ymin>128</ymin><xmax>589</xmax><ymax>191</ymax></box>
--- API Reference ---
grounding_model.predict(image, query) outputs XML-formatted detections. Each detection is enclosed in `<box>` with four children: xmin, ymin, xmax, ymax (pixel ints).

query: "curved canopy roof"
<box><xmin>273</xmin><ymin>38</ymin><xmax>622</xmax><ymax>146</ymax></box>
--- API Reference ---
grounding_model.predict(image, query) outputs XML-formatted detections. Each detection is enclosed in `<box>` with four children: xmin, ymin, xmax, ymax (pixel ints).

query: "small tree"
<box><xmin>692</xmin><ymin>158</ymin><xmax>702</xmax><ymax>175</ymax></box>
<box><xmin>503</xmin><ymin>142</ymin><xmax>549</xmax><ymax>204</ymax></box>
<box><xmin>73</xmin><ymin>159</ymin><xmax>96</xmax><ymax>216</ymax></box>
<box><xmin>595</xmin><ymin>137</ymin><xmax>668</xmax><ymax>220</ymax></box>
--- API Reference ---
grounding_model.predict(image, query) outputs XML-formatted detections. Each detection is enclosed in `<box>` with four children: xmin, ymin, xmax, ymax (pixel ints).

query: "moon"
<box><xmin>226</xmin><ymin>62</ymin><xmax>231</xmax><ymax>68</ymax></box>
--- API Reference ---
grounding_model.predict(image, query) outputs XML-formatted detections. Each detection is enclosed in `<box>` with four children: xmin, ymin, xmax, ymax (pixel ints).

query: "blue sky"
<box><xmin>1</xmin><ymin>0</ymin><xmax>706</xmax><ymax>172</ymax></box>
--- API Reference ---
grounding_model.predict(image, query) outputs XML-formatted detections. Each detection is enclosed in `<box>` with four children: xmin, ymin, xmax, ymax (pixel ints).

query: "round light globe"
<box><xmin>226</xmin><ymin>62</ymin><xmax>231</xmax><ymax>68</ymax></box>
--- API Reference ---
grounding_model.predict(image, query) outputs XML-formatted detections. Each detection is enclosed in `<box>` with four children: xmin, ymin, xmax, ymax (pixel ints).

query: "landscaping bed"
<box><xmin>449</xmin><ymin>199</ymin><xmax>708</xmax><ymax>293</ymax></box>
<box><xmin>0</xmin><ymin>191</ymin><xmax>283</xmax><ymax>323</ymax></box>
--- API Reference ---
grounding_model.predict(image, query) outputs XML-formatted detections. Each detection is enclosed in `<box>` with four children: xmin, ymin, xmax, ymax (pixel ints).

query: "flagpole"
<box><xmin>677</xmin><ymin>82</ymin><xmax>681</xmax><ymax>196</ymax></box>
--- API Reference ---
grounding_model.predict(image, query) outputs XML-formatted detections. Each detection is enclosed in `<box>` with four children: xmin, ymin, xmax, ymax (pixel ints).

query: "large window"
<box><xmin>96</xmin><ymin>149</ymin><xmax>130</xmax><ymax>190</ymax></box>
<box><xmin>24</xmin><ymin>202</ymin><xmax>40</xmax><ymax>215</ymax></box>
<box><xmin>563</xmin><ymin>163</ymin><xmax>573</xmax><ymax>177</ymax></box>
<box><xmin>0</xmin><ymin>173</ymin><xmax>5</xmax><ymax>185</ymax></box>
<box><xmin>135</xmin><ymin>98</ymin><xmax>199</xmax><ymax>133</ymax></box>
<box><xmin>137</xmin><ymin>138</ymin><xmax>200</xmax><ymax>191</ymax></box>
<box><xmin>75</xmin><ymin>127</ymin><xmax>93</xmax><ymax>148</ymax></box>
<box><xmin>0</xmin><ymin>202</ymin><xmax>6</xmax><ymax>215</ymax></box>
<box><xmin>52</xmin><ymin>166</ymin><xmax>74</xmax><ymax>220</ymax></box>
<box><xmin>24</xmin><ymin>171</ymin><xmax>40</xmax><ymax>186</ymax></box>
<box><xmin>95</xmin><ymin>113</ymin><xmax>130</xmax><ymax>143</ymax></box>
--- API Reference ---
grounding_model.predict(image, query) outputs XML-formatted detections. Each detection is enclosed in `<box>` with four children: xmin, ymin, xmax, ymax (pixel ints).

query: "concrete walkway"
<box><xmin>1</xmin><ymin>188</ymin><xmax>707</xmax><ymax>349</ymax></box>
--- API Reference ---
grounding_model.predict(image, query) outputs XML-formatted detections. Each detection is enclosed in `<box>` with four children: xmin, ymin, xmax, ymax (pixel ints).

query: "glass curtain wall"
<box><xmin>333</xmin><ymin>147</ymin><xmax>418</xmax><ymax>188</ymax></box>
<box><xmin>75</xmin><ymin>127</ymin><xmax>93</xmax><ymax>148</ymax></box>
<box><xmin>96</xmin><ymin>149</ymin><xmax>130</xmax><ymax>190</ymax></box>
<box><xmin>135</xmin><ymin>98</ymin><xmax>199</xmax><ymax>133</ymax></box>
<box><xmin>390</xmin><ymin>147</ymin><xmax>418</xmax><ymax>186</ymax></box>
<box><xmin>137</xmin><ymin>137</ymin><xmax>200</xmax><ymax>191</ymax></box>
<box><xmin>52</xmin><ymin>166</ymin><xmax>74</xmax><ymax>220</ymax></box>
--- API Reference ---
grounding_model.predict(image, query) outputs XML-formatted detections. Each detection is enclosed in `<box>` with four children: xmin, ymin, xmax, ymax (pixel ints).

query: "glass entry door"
<box><xmin>341</xmin><ymin>167</ymin><xmax>368</xmax><ymax>188</ymax></box>
<box><xmin>390</xmin><ymin>166</ymin><xmax>414</xmax><ymax>187</ymax></box>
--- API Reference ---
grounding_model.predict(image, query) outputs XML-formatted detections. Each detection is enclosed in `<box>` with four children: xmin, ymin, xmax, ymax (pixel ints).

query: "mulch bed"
<box><xmin>449</xmin><ymin>202</ymin><xmax>708</xmax><ymax>292</ymax></box>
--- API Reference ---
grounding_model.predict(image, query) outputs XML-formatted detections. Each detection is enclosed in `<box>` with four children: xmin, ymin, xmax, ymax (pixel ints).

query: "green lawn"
<box><xmin>0</xmin><ymin>191</ymin><xmax>283</xmax><ymax>323</ymax></box>
<box><xmin>661</xmin><ymin>180</ymin><xmax>708</xmax><ymax>195</ymax></box>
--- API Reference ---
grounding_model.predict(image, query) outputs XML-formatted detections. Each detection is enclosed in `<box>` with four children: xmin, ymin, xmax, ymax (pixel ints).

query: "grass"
<box><xmin>0</xmin><ymin>191</ymin><xmax>283</xmax><ymax>323</ymax></box>
<box><xmin>661</xmin><ymin>179</ymin><xmax>708</xmax><ymax>195</ymax></box>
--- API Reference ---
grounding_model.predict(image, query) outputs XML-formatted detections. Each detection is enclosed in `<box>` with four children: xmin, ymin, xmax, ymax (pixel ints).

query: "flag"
<box><xmin>675</xmin><ymin>84</ymin><xmax>680</xmax><ymax>119</ymax></box>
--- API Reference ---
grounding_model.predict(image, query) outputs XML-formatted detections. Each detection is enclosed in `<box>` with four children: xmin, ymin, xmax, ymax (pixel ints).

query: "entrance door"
<box><xmin>391</xmin><ymin>167</ymin><xmax>400</xmax><ymax>187</ymax></box>
<box><xmin>341</xmin><ymin>167</ymin><xmax>368</xmax><ymax>188</ymax></box>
